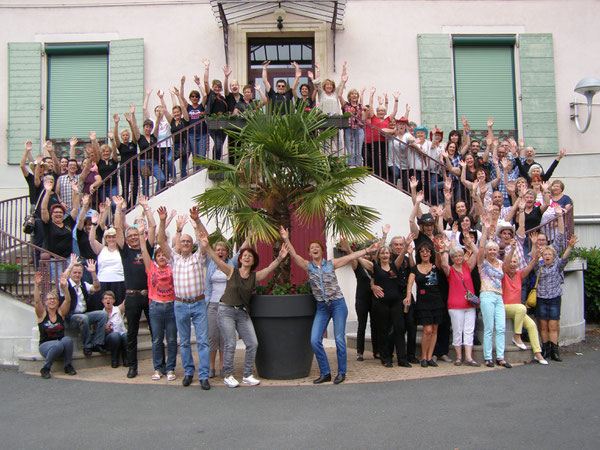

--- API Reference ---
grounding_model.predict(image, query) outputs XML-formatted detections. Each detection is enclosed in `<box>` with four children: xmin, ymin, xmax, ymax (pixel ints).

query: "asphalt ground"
<box><xmin>2</xmin><ymin>341</ymin><xmax>599</xmax><ymax>449</ymax></box>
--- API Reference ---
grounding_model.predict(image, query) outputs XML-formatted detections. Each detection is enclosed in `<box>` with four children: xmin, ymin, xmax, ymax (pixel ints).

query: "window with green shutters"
<box><xmin>453</xmin><ymin>37</ymin><xmax>517</xmax><ymax>133</ymax></box>
<box><xmin>46</xmin><ymin>43</ymin><xmax>108</xmax><ymax>139</ymax></box>
<box><xmin>6</xmin><ymin>38</ymin><xmax>143</xmax><ymax>164</ymax></box>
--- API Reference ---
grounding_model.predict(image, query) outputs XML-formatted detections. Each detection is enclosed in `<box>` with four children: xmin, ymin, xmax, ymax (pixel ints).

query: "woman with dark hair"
<box><xmin>405</xmin><ymin>242</ymin><xmax>446</xmax><ymax>367</ymax></box>
<box><xmin>199</xmin><ymin>233</ymin><xmax>288</xmax><ymax>388</ymax></box>
<box><xmin>179</xmin><ymin>75</ymin><xmax>208</xmax><ymax>161</ymax></box>
<box><xmin>135</xmin><ymin>114</ymin><xmax>164</xmax><ymax>195</ymax></box>
<box><xmin>357</xmin><ymin>237</ymin><xmax>412</xmax><ymax>368</ymax></box>
<box><xmin>281</xmin><ymin>227</ymin><xmax>379</xmax><ymax>384</ymax></box>
<box><xmin>113</xmin><ymin>106</ymin><xmax>140</xmax><ymax>207</ymax></box>
<box><xmin>202</xmin><ymin>59</ymin><xmax>229</xmax><ymax>161</ymax></box>
<box><xmin>291</xmin><ymin>62</ymin><xmax>316</xmax><ymax>110</ymax></box>
<box><xmin>34</xmin><ymin>270</ymin><xmax>76</xmax><ymax>379</ymax></box>
<box><xmin>159</xmin><ymin>89</ymin><xmax>190</xmax><ymax>179</ymax></box>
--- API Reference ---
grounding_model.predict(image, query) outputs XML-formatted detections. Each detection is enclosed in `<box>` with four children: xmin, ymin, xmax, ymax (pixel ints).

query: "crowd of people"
<box><xmin>21</xmin><ymin>61</ymin><xmax>576</xmax><ymax>385</ymax></box>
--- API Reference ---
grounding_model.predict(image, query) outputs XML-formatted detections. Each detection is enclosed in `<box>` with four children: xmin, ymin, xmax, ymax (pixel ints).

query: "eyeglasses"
<box><xmin>189</xmin><ymin>95</ymin><xmax>199</xmax><ymax>98</ymax></box>
<box><xmin>276</xmin><ymin>84</ymin><xmax>286</xmax><ymax>88</ymax></box>
<box><xmin>180</xmin><ymin>240</ymin><xmax>193</xmax><ymax>244</ymax></box>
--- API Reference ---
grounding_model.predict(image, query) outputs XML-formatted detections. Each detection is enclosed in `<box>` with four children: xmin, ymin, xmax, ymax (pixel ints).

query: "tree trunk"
<box><xmin>272</xmin><ymin>201</ymin><xmax>291</xmax><ymax>286</ymax></box>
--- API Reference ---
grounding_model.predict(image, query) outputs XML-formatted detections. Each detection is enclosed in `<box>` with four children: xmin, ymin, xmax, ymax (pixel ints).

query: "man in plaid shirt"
<box><xmin>157</xmin><ymin>206</ymin><xmax>211</xmax><ymax>390</ymax></box>
<box><xmin>55</xmin><ymin>159</ymin><xmax>80</xmax><ymax>211</ymax></box>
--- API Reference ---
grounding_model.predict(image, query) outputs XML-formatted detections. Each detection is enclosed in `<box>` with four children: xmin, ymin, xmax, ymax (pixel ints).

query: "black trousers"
<box><xmin>355</xmin><ymin>294</ymin><xmax>378</xmax><ymax>356</ymax></box>
<box><xmin>372</xmin><ymin>298</ymin><xmax>406</xmax><ymax>364</ymax></box>
<box><xmin>125</xmin><ymin>293</ymin><xmax>150</xmax><ymax>367</ymax></box>
<box><xmin>404</xmin><ymin>297</ymin><xmax>417</xmax><ymax>358</ymax></box>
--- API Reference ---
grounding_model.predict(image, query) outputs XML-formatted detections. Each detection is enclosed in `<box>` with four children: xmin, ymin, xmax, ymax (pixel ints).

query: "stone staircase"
<box><xmin>17</xmin><ymin>317</ymin><xmax>198</xmax><ymax>373</ymax></box>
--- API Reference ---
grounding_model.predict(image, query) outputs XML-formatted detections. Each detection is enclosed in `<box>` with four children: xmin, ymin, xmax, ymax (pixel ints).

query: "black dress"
<box><xmin>412</xmin><ymin>265</ymin><xmax>445</xmax><ymax>325</ymax></box>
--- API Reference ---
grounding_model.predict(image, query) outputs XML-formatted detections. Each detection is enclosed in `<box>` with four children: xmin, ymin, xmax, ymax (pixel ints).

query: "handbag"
<box><xmin>526</xmin><ymin>268</ymin><xmax>542</xmax><ymax>308</ymax></box>
<box><xmin>455</xmin><ymin>267</ymin><xmax>480</xmax><ymax>307</ymax></box>
<box><xmin>22</xmin><ymin>193</ymin><xmax>43</xmax><ymax>235</ymax></box>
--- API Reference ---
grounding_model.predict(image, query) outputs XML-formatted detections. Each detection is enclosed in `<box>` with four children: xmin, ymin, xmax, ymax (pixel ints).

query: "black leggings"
<box><xmin>355</xmin><ymin>294</ymin><xmax>378</xmax><ymax>356</ymax></box>
<box><xmin>372</xmin><ymin>298</ymin><xmax>406</xmax><ymax>364</ymax></box>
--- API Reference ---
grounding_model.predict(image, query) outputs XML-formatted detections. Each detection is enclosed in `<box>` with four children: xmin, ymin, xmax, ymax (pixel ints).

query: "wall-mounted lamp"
<box><xmin>274</xmin><ymin>6</ymin><xmax>286</xmax><ymax>31</ymax></box>
<box><xmin>570</xmin><ymin>77</ymin><xmax>600</xmax><ymax>133</ymax></box>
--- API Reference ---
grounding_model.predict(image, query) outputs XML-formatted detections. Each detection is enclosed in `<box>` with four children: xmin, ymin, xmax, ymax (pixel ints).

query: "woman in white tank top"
<box><xmin>89</xmin><ymin>225</ymin><xmax>126</xmax><ymax>305</ymax></box>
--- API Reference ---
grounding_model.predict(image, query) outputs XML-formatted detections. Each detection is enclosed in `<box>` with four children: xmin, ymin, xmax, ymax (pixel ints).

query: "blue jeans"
<box><xmin>149</xmin><ymin>300</ymin><xmax>178</xmax><ymax>373</ymax></box>
<box><xmin>174</xmin><ymin>300</ymin><xmax>210</xmax><ymax>379</ymax></box>
<box><xmin>209</xmin><ymin>130</ymin><xmax>226</xmax><ymax>160</ymax></box>
<box><xmin>140</xmin><ymin>160</ymin><xmax>165</xmax><ymax>195</ymax></box>
<box><xmin>480</xmin><ymin>291</ymin><xmax>506</xmax><ymax>360</ymax></box>
<box><xmin>101</xmin><ymin>184</ymin><xmax>118</xmax><ymax>203</ymax></box>
<box><xmin>344</xmin><ymin>128</ymin><xmax>365</xmax><ymax>166</ymax></box>
<box><xmin>311</xmin><ymin>299</ymin><xmax>348</xmax><ymax>375</ymax></box>
<box><xmin>192</xmin><ymin>134</ymin><xmax>209</xmax><ymax>159</ymax></box>
<box><xmin>39</xmin><ymin>336</ymin><xmax>74</xmax><ymax>370</ymax></box>
<box><xmin>66</xmin><ymin>311</ymin><xmax>108</xmax><ymax>350</ymax></box>
<box><xmin>218</xmin><ymin>304</ymin><xmax>258</xmax><ymax>377</ymax></box>
<box><xmin>105</xmin><ymin>331</ymin><xmax>127</xmax><ymax>363</ymax></box>
<box><xmin>174</xmin><ymin>143</ymin><xmax>189</xmax><ymax>178</ymax></box>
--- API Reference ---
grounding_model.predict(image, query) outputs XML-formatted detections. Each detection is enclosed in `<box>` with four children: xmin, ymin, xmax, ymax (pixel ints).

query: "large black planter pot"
<box><xmin>250</xmin><ymin>294</ymin><xmax>316</xmax><ymax>380</ymax></box>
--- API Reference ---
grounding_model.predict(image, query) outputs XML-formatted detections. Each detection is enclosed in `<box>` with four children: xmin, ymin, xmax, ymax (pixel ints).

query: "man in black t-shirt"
<box><xmin>262</xmin><ymin>60</ymin><xmax>299</xmax><ymax>114</ymax></box>
<box><xmin>114</xmin><ymin>196</ymin><xmax>156</xmax><ymax>378</ymax></box>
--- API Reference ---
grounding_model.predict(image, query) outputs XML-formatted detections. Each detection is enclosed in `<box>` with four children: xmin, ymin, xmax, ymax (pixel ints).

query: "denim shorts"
<box><xmin>536</xmin><ymin>296</ymin><xmax>562</xmax><ymax>320</ymax></box>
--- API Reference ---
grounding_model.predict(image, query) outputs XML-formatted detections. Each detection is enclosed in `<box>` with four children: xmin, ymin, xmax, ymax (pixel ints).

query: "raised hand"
<box><xmin>113</xmin><ymin>114</ymin><xmax>120</xmax><ymax>123</ymax></box>
<box><xmin>541</xmin><ymin>181</ymin><xmax>550</xmax><ymax>192</ymax></box>
<box><xmin>530</xmin><ymin>231</ymin><xmax>538</xmax><ymax>246</ymax></box>
<box><xmin>168</xmin><ymin>209</ymin><xmax>177</xmax><ymax>221</ymax></box>
<box><xmin>43</xmin><ymin>177</ymin><xmax>54</xmax><ymax>192</ymax></box>
<box><xmin>157</xmin><ymin>206</ymin><xmax>168</xmax><ymax>221</ymax></box>
<box><xmin>553</xmin><ymin>203</ymin><xmax>564</xmax><ymax>215</ymax></box>
<box><xmin>67</xmin><ymin>137</ymin><xmax>77</xmax><ymax>147</ymax></box>
<box><xmin>157</xmin><ymin>90</ymin><xmax>164</xmax><ymax>99</ymax></box>
<box><xmin>487</xmin><ymin>116</ymin><xmax>494</xmax><ymax>128</ymax></box>
<box><xmin>393</xmin><ymin>91</ymin><xmax>400</xmax><ymax>100</ymax></box>
<box><xmin>81</xmin><ymin>194</ymin><xmax>90</xmax><ymax>207</ymax></box>
<box><xmin>405</xmin><ymin>232</ymin><xmax>415</xmax><ymax>246</ymax></box>
<box><xmin>89</xmin><ymin>131</ymin><xmax>96</xmax><ymax>141</ymax></box>
<box><xmin>409</xmin><ymin>176</ymin><xmax>419</xmax><ymax>189</ymax></box>
<box><xmin>145</xmin><ymin>88</ymin><xmax>153</xmax><ymax>97</ymax></box>
<box><xmin>254</xmin><ymin>82</ymin><xmax>262</xmax><ymax>92</ymax></box>
<box><xmin>189</xmin><ymin>206</ymin><xmax>199</xmax><ymax>222</ymax></box>
<box><xmin>175</xmin><ymin>215</ymin><xmax>188</xmax><ymax>230</ymax></box>
<box><xmin>452</xmin><ymin>221</ymin><xmax>459</xmax><ymax>234</ymax></box>
<box><xmin>279</xmin><ymin>226</ymin><xmax>289</xmax><ymax>241</ymax></box>
<box><xmin>558</xmin><ymin>147</ymin><xmax>567</xmax><ymax>160</ymax></box>
<box><xmin>278</xmin><ymin>243</ymin><xmax>289</xmax><ymax>260</ymax></box>
<box><xmin>137</xmin><ymin>219</ymin><xmax>147</xmax><ymax>235</ymax></box>
<box><xmin>198</xmin><ymin>231</ymin><xmax>209</xmax><ymax>248</ymax></box>
<box><xmin>518</xmin><ymin>138</ymin><xmax>525</xmax><ymax>148</ymax></box>
<box><xmin>194</xmin><ymin>75</ymin><xmax>201</xmax><ymax>85</ymax></box>
<box><xmin>415</xmin><ymin>190</ymin><xmax>424</xmax><ymax>204</ymax></box>
<box><xmin>59</xmin><ymin>272</ymin><xmax>68</xmax><ymax>290</ymax></box>
<box><xmin>307</xmin><ymin>70</ymin><xmax>314</xmax><ymax>80</ymax></box>
<box><xmin>107</xmin><ymin>131</ymin><xmax>114</xmax><ymax>140</ymax></box>
<box><xmin>341</xmin><ymin>73</ymin><xmax>348</xmax><ymax>83</ymax></box>
<box><xmin>138</xmin><ymin>194</ymin><xmax>149</xmax><ymax>208</ymax></box>
<box><xmin>292</xmin><ymin>61</ymin><xmax>301</xmax><ymax>77</ymax></box>
<box><xmin>458</xmin><ymin>159</ymin><xmax>466</xmax><ymax>168</ymax></box>
<box><xmin>69</xmin><ymin>253</ymin><xmax>78</xmax><ymax>267</ymax></box>
<box><xmin>568</xmin><ymin>234</ymin><xmax>579</xmax><ymax>247</ymax></box>
<box><xmin>382</xmin><ymin>224</ymin><xmax>391</xmax><ymax>235</ymax></box>
<box><xmin>202</xmin><ymin>58</ymin><xmax>210</xmax><ymax>68</ymax></box>
<box><xmin>91</xmin><ymin>211</ymin><xmax>99</xmax><ymax>225</ymax></box>
<box><xmin>338</xmin><ymin>239</ymin><xmax>351</xmax><ymax>254</ymax></box>
<box><xmin>34</xmin><ymin>271</ymin><xmax>43</xmax><ymax>285</ymax></box>
<box><xmin>262</xmin><ymin>60</ymin><xmax>270</xmax><ymax>68</ymax></box>
<box><xmin>129</xmin><ymin>104</ymin><xmax>136</xmax><ymax>114</ymax></box>
<box><xmin>124</xmin><ymin>113</ymin><xmax>132</xmax><ymax>122</ymax></box>
<box><xmin>85</xmin><ymin>259</ymin><xmax>97</xmax><ymax>273</ymax></box>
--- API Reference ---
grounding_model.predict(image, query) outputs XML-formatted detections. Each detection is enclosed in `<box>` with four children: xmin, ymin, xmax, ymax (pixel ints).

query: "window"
<box><xmin>46</xmin><ymin>43</ymin><xmax>109</xmax><ymax>139</ymax></box>
<box><xmin>453</xmin><ymin>36</ymin><xmax>517</xmax><ymax>134</ymax></box>
<box><xmin>248</xmin><ymin>38</ymin><xmax>314</xmax><ymax>98</ymax></box>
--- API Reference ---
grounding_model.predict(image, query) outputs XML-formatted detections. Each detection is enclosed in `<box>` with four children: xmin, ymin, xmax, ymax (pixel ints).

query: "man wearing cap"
<box><xmin>157</xmin><ymin>206</ymin><xmax>211</xmax><ymax>390</ymax></box>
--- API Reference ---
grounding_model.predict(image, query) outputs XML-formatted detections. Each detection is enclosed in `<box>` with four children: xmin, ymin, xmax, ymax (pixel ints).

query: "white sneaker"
<box><xmin>223</xmin><ymin>375</ymin><xmax>239</xmax><ymax>388</ymax></box>
<box><xmin>242</xmin><ymin>375</ymin><xmax>261</xmax><ymax>386</ymax></box>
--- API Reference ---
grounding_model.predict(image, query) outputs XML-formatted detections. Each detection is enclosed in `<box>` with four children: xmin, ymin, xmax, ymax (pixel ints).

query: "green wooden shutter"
<box><xmin>519</xmin><ymin>33</ymin><xmax>558</xmax><ymax>154</ymax></box>
<box><xmin>47</xmin><ymin>51</ymin><xmax>108</xmax><ymax>139</ymax></box>
<box><xmin>7</xmin><ymin>43</ymin><xmax>42</xmax><ymax>164</ymax></box>
<box><xmin>109</xmin><ymin>39</ymin><xmax>144</xmax><ymax>120</ymax></box>
<box><xmin>417</xmin><ymin>34</ymin><xmax>455</xmax><ymax>134</ymax></box>
<box><xmin>453</xmin><ymin>45</ymin><xmax>517</xmax><ymax>131</ymax></box>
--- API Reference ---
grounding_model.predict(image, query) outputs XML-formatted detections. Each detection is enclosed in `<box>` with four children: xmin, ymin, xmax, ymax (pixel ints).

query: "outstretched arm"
<box><xmin>280</xmin><ymin>226</ymin><xmax>308</xmax><ymax>271</ymax></box>
<box><xmin>255</xmin><ymin>244</ymin><xmax>289</xmax><ymax>283</ymax></box>
<box><xmin>262</xmin><ymin>60</ymin><xmax>272</xmax><ymax>94</ymax></box>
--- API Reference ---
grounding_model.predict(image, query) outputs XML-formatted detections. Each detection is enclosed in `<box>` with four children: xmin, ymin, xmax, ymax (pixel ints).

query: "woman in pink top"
<box><xmin>439</xmin><ymin>234</ymin><xmax>480</xmax><ymax>366</ymax></box>
<box><xmin>365</xmin><ymin>90</ymin><xmax>399</xmax><ymax>179</ymax></box>
<box><xmin>502</xmin><ymin>234</ymin><xmax>548</xmax><ymax>365</ymax></box>
<box><xmin>140</xmin><ymin>225</ymin><xmax>177</xmax><ymax>381</ymax></box>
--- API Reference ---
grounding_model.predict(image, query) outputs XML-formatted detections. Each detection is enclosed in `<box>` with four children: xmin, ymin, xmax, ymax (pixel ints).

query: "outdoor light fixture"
<box><xmin>274</xmin><ymin>5</ymin><xmax>285</xmax><ymax>31</ymax></box>
<box><xmin>571</xmin><ymin>77</ymin><xmax>600</xmax><ymax>133</ymax></box>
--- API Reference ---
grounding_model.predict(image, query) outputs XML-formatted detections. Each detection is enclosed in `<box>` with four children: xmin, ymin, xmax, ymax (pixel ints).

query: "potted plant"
<box><xmin>0</xmin><ymin>260</ymin><xmax>20</xmax><ymax>285</ymax></box>
<box><xmin>205</xmin><ymin>113</ymin><xmax>247</xmax><ymax>131</ymax></box>
<box><xmin>194</xmin><ymin>106</ymin><xmax>379</xmax><ymax>379</ymax></box>
<box><xmin>317</xmin><ymin>112</ymin><xmax>353</xmax><ymax>129</ymax></box>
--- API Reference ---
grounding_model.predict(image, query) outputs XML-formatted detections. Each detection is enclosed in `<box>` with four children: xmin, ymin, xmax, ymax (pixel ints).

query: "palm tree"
<box><xmin>193</xmin><ymin>105</ymin><xmax>380</xmax><ymax>286</ymax></box>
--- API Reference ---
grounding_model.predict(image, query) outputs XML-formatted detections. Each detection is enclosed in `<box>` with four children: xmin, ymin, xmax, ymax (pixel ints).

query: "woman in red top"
<box><xmin>502</xmin><ymin>234</ymin><xmax>548</xmax><ymax>365</ymax></box>
<box><xmin>439</xmin><ymin>235</ymin><xmax>480</xmax><ymax>366</ymax></box>
<box><xmin>140</xmin><ymin>222</ymin><xmax>178</xmax><ymax>381</ymax></box>
<box><xmin>364</xmin><ymin>90</ymin><xmax>399</xmax><ymax>178</ymax></box>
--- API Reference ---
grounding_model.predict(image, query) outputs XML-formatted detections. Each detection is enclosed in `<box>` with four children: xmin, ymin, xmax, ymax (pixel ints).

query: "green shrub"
<box><xmin>572</xmin><ymin>247</ymin><xmax>600</xmax><ymax>322</ymax></box>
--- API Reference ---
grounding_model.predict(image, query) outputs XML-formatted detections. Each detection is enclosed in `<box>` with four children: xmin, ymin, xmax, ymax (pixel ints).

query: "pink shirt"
<box><xmin>447</xmin><ymin>263</ymin><xmax>475</xmax><ymax>310</ymax></box>
<box><xmin>147</xmin><ymin>263</ymin><xmax>175</xmax><ymax>302</ymax></box>
<box><xmin>502</xmin><ymin>270</ymin><xmax>522</xmax><ymax>305</ymax></box>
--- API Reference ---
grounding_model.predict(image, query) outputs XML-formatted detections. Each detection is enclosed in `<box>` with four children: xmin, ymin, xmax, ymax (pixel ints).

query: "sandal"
<box><xmin>454</xmin><ymin>359</ymin><xmax>463</xmax><ymax>366</ymax></box>
<box><xmin>485</xmin><ymin>360</ymin><xmax>494</xmax><ymax>368</ymax></box>
<box><xmin>464</xmin><ymin>360</ymin><xmax>481</xmax><ymax>367</ymax></box>
<box><xmin>496</xmin><ymin>359</ymin><xmax>512</xmax><ymax>368</ymax></box>
<box><xmin>167</xmin><ymin>371</ymin><xmax>176</xmax><ymax>381</ymax></box>
<box><xmin>356</xmin><ymin>354</ymin><xmax>364</xmax><ymax>361</ymax></box>
<box><xmin>152</xmin><ymin>371</ymin><xmax>162</xmax><ymax>380</ymax></box>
